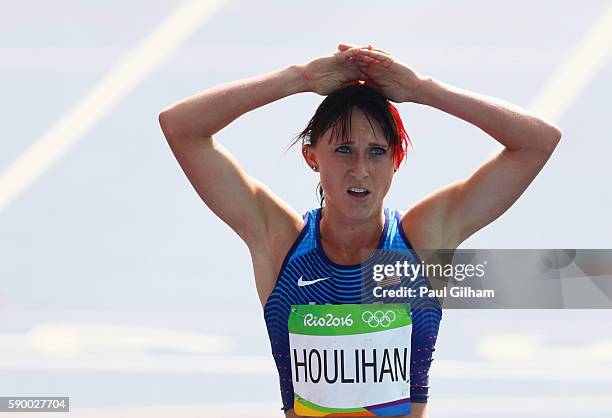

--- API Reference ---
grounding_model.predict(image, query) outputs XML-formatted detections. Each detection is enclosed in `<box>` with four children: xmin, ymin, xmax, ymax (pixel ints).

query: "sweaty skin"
<box><xmin>303</xmin><ymin>108</ymin><xmax>395</xmax><ymax>265</ymax></box>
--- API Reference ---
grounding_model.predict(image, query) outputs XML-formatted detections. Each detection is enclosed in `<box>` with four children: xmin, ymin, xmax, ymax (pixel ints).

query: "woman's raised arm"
<box><xmin>158</xmin><ymin>49</ymin><xmax>367</xmax><ymax>248</ymax></box>
<box><xmin>347</xmin><ymin>44</ymin><xmax>562</xmax><ymax>249</ymax></box>
<box><xmin>159</xmin><ymin>65</ymin><xmax>307</xmax><ymax>142</ymax></box>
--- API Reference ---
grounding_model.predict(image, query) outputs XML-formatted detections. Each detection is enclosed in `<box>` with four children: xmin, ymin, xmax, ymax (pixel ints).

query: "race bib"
<box><xmin>288</xmin><ymin>303</ymin><xmax>412</xmax><ymax>416</ymax></box>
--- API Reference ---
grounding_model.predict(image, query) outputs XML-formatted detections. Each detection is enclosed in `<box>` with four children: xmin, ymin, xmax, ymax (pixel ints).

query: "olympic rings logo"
<box><xmin>361</xmin><ymin>310</ymin><xmax>397</xmax><ymax>328</ymax></box>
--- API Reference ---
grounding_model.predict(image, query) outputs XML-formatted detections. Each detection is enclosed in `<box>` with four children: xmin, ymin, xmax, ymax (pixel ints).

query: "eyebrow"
<box><xmin>336</xmin><ymin>141</ymin><xmax>388</xmax><ymax>147</ymax></box>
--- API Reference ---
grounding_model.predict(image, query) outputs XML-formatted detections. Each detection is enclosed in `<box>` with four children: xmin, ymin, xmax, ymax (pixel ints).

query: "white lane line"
<box><xmin>0</xmin><ymin>353</ymin><xmax>276</xmax><ymax>374</ymax></box>
<box><xmin>0</xmin><ymin>321</ymin><xmax>231</xmax><ymax>355</ymax></box>
<box><xmin>0</xmin><ymin>0</ymin><xmax>228</xmax><ymax>214</ymax></box>
<box><xmin>530</xmin><ymin>2</ymin><xmax>612</xmax><ymax>122</ymax></box>
<box><xmin>432</xmin><ymin>360</ymin><xmax>612</xmax><ymax>382</ymax></box>
<box><xmin>476</xmin><ymin>332</ymin><xmax>612</xmax><ymax>363</ymax></box>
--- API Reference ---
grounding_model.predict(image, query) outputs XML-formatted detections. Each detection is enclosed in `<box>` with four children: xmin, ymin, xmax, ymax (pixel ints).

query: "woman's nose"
<box><xmin>349</xmin><ymin>154</ymin><xmax>370</xmax><ymax>178</ymax></box>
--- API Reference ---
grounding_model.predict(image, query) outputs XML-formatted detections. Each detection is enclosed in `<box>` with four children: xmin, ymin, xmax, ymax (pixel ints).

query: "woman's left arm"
<box><xmin>350</xmin><ymin>45</ymin><xmax>562</xmax><ymax>247</ymax></box>
<box><xmin>413</xmin><ymin>76</ymin><xmax>562</xmax><ymax>247</ymax></box>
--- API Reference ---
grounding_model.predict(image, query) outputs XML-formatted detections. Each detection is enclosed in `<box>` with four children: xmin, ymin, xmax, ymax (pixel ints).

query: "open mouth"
<box><xmin>347</xmin><ymin>187</ymin><xmax>370</xmax><ymax>197</ymax></box>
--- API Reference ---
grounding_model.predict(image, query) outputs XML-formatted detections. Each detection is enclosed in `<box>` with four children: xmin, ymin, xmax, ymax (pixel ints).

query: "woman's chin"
<box><xmin>340</xmin><ymin>198</ymin><xmax>382</xmax><ymax>220</ymax></box>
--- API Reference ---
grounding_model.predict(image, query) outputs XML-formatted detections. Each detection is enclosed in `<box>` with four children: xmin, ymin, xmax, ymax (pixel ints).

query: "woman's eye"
<box><xmin>371</xmin><ymin>147</ymin><xmax>386</xmax><ymax>155</ymax></box>
<box><xmin>335</xmin><ymin>146</ymin><xmax>351</xmax><ymax>154</ymax></box>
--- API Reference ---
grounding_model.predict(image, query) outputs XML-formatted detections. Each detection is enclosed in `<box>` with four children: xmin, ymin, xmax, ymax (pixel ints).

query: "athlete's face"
<box><xmin>305</xmin><ymin>109</ymin><xmax>395</xmax><ymax>220</ymax></box>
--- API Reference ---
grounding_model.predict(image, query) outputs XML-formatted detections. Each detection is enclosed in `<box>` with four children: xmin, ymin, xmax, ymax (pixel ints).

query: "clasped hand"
<box><xmin>302</xmin><ymin>42</ymin><xmax>426</xmax><ymax>103</ymax></box>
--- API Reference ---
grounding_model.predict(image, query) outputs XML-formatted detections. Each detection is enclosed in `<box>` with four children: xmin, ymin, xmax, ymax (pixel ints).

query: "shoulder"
<box><xmin>250</xmin><ymin>208</ymin><xmax>305</xmax><ymax>256</ymax></box>
<box><xmin>249</xmin><ymin>208</ymin><xmax>306</xmax><ymax>307</ymax></box>
<box><xmin>398</xmin><ymin>201</ymin><xmax>461</xmax><ymax>250</ymax></box>
<box><xmin>250</xmin><ymin>207</ymin><xmax>320</xmax><ymax>270</ymax></box>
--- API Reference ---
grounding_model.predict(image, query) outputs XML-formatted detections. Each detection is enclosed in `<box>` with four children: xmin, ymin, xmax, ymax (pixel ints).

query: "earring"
<box><xmin>394</xmin><ymin>168</ymin><xmax>397</xmax><ymax>173</ymax></box>
<box><xmin>312</xmin><ymin>165</ymin><xmax>318</xmax><ymax>172</ymax></box>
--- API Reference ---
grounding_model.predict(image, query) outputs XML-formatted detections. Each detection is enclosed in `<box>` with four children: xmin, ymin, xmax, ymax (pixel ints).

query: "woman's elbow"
<box><xmin>158</xmin><ymin>108</ymin><xmax>182</xmax><ymax>142</ymax></box>
<box><xmin>539</xmin><ymin>123</ymin><xmax>562</xmax><ymax>153</ymax></box>
<box><xmin>549</xmin><ymin>123</ymin><xmax>563</xmax><ymax>143</ymax></box>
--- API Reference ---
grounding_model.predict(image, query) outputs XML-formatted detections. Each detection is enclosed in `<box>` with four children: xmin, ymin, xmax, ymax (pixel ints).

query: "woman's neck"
<box><xmin>319</xmin><ymin>205</ymin><xmax>385</xmax><ymax>264</ymax></box>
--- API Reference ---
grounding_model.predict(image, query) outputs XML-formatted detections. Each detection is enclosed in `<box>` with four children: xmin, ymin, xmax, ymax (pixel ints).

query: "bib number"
<box><xmin>288</xmin><ymin>303</ymin><xmax>412</xmax><ymax>416</ymax></box>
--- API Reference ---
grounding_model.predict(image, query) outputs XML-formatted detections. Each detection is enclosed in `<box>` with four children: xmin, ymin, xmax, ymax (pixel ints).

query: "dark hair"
<box><xmin>289</xmin><ymin>84</ymin><xmax>411</xmax><ymax>207</ymax></box>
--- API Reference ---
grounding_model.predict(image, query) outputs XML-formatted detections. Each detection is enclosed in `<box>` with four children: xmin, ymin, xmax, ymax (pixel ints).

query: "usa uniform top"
<box><xmin>263</xmin><ymin>207</ymin><xmax>443</xmax><ymax>412</ymax></box>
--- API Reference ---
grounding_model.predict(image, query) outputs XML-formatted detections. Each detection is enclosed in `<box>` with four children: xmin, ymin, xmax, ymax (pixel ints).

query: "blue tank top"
<box><xmin>263</xmin><ymin>207</ymin><xmax>442</xmax><ymax>412</ymax></box>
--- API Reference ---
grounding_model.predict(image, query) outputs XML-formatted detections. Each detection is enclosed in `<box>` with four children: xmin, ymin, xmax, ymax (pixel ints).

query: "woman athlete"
<box><xmin>159</xmin><ymin>43</ymin><xmax>562</xmax><ymax>418</ymax></box>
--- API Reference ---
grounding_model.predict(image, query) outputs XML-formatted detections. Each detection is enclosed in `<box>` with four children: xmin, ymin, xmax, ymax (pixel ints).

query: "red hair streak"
<box><xmin>388</xmin><ymin>102</ymin><xmax>411</xmax><ymax>169</ymax></box>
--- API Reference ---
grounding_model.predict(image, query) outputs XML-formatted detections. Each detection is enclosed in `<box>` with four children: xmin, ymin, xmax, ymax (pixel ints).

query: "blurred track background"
<box><xmin>1</xmin><ymin>1</ymin><xmax>611</xmax><ymax>416</ymax></box>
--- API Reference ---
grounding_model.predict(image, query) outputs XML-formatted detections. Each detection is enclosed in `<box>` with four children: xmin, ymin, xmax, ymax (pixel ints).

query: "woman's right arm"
<box><xmin>159</xmin><ymin>65</ymin><xmax>308</xmax><ymax>146</ymax></box>
<box><xmin>158</xmin><ymin>48</ymin><xmax>366</xmax><ymax>248</ymax></box>
<box><xmin>159</xmin><ymin>65</ymin><xmax>308</xmax><ymax>247</ymax></box>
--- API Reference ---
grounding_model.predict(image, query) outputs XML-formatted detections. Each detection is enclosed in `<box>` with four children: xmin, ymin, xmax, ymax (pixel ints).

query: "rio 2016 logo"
<box><xmin>361</xmin><ymin>310</ymin><xmax>396</xmax><ymax>328</ymax></box>
<box><xmin>303</xmin><ymin>313</ymin><xmax>353</xmax><ymax>327</ymax></box>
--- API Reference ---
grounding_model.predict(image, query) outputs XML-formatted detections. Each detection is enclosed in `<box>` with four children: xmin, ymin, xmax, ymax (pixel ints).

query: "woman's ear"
<box><xmin>302</xmin><ymin>144</ymin><xmax>319</xmax><ymax>172</ymax></box>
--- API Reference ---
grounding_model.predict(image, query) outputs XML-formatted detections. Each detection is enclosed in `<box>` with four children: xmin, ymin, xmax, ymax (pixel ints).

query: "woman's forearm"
<box><xmin>159</xmin><ymin>64</ymin><xmax>309</xmax><ymax>141</ymax></box>
<box><xmin>413</xmin><ymin>77</ymin><xmax>562</xmax><ymax>151</ymax></box>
